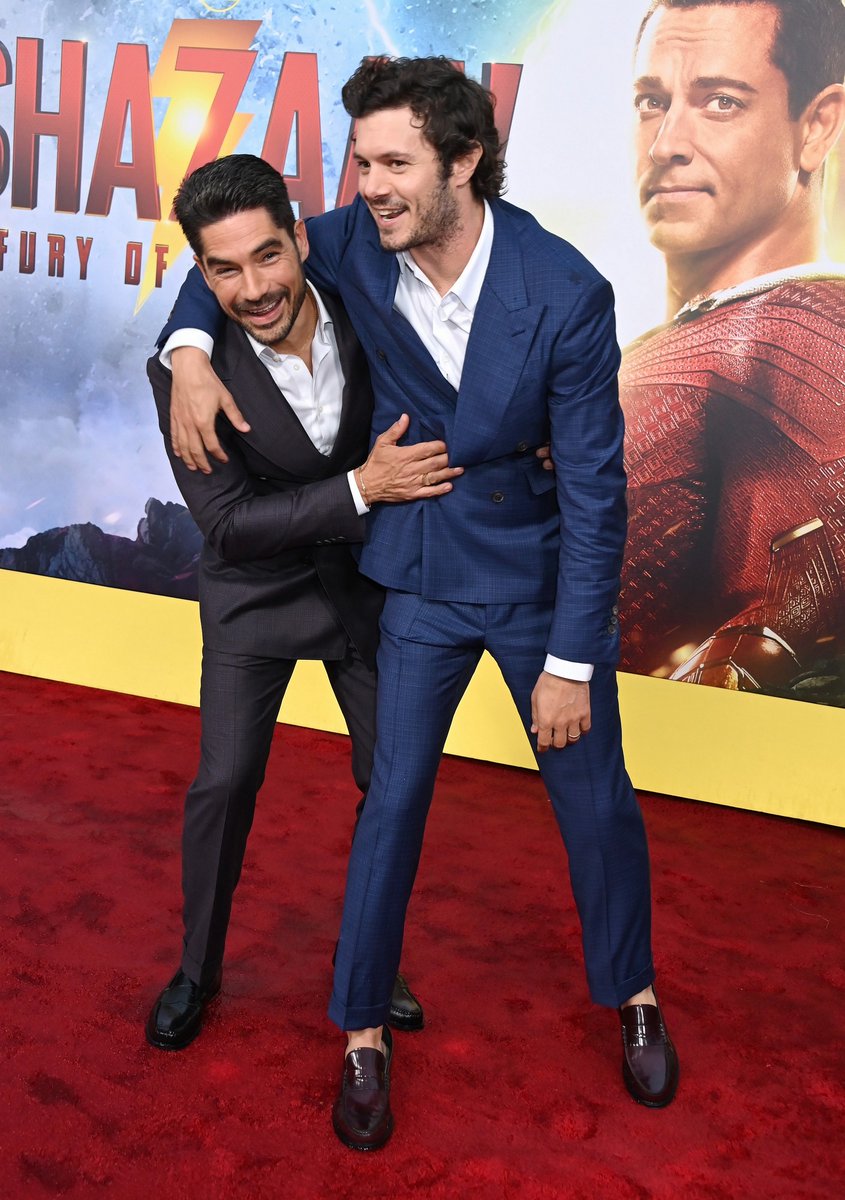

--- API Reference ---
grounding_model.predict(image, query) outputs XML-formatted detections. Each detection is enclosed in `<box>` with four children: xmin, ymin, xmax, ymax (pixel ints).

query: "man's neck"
<box><xmin>408</xmin><ymin>198</ymin><xmax>487</xmax><ymax>296</ymax></box>
<box><xmin>271</xmin><ymin>287</ymin><xmax>318</xmax><ymax>369</ymax></box>
<box><xmin>664</xmin><ymin>217</ymin><xmax>823</xmax><ymax>318</ymax></box>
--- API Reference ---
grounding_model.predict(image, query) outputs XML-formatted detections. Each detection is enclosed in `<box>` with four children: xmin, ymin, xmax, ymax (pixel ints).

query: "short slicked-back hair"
<box><xmin>173</xmin><ymin>154</ymin><xmax>296</xmax><ymax>257</ymax></box>
<box><xmin>636</xmin><ymin>0</ymin><xmax>845</xmax><ymax>118</ymax></box>
<box><xmin>341</xmin><ymin>56</ymin><xmax>505</xmax><ymax>199</ymax></box>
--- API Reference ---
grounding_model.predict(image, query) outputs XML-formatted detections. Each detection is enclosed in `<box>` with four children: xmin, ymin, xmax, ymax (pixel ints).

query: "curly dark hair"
<box><xmin>173</xmin><ymin>154</ymin><xmax>296</xmax><ymax>257</ymax></box>
<box><xmin>341</xmin><ymin>56</ymin><xmax>505</xmax><ymax>199</ymax></box>
<box><xmin>636</xmin><ymin>0</ymin><xmax>845</xmax><ymax>119</ymax></box>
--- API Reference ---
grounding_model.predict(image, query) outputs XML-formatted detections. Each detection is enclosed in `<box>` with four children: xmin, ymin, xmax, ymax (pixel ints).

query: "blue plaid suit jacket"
<box><xmin>159</xmin><ymin>196</ymin><xmax>626</xmax><ymax>666</ymax></box>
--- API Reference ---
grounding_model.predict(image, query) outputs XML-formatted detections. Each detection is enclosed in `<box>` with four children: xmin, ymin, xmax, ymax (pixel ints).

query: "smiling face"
<box><xmin>634</xmin><ymin>3</ymin><xmax>807</xmax><ymax>270</ymax></box>
<box><xmin>352</xmin><ymin>106</ymin><xmax>462</xmax><ymax>252</ymax></box>
<box><xmin>195</xmin><ymin>209</ymin><xmax>310</xmax><ymax>349</ymax></box>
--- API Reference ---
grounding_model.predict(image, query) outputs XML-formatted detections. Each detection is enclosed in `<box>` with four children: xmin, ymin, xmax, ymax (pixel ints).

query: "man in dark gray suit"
<box><xmin>145</xmin><ymin>155</ymin><xmax>461</xmax><ymax>1051</ymax></box>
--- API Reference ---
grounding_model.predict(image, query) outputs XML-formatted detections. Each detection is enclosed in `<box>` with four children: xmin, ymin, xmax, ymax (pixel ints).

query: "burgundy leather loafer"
<box><xmin>332</xmin><ymin>1027</ymin><xmax>393</xmax><ymax>1151</ymax></box>
<box><xmin>388</xmin><ymin>972</ymin><xmax>424</xmax><ymax>1032</ymax></box>
<box><xmin>145</xmin><ymin>967</ymin><xmax>222</xmax><ymax>1051</ymax></box>
<box><xmin>619</xmin><ymin>994</ymin><xmax>679</xmax><ymax>1107</ymax></box>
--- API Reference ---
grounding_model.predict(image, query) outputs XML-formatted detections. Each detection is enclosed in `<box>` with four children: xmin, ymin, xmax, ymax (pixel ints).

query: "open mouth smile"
<box><xmin>239</xmin><ymin>295</ymin><xmax>286</xmax><ymax>325</ymax></box>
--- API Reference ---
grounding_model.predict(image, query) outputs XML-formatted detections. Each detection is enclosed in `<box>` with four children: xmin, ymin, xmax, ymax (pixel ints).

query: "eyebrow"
<box><xmin>352</xmin><ymin>151</ymin><xmax>404</xmax><ymax>160</ymax></box>
<box><xmin>204</xmin><ymin>237</ymin><xmax>283</xmax><ymax>268</ymax></box>
<box><xmin>634</xmin><ymin>74</ymin><xmax>758</xmax><ymax>95</ymax></box>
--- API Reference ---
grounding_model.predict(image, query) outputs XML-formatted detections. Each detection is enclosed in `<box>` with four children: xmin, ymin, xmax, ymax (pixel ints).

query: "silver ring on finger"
<box><xmin>567</xmin><ymin>731</ymin><xmax>581</xmax><ymax>742</ymax></box>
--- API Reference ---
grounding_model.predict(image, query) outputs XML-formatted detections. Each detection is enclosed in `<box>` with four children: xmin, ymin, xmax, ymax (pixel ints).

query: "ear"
<box><xmin>450</xmin><ymin>142</ymin><xmax>484</xmax><ymax>189</ymax></box>
<box><xmin>294</xmin><ymin>218</ymin><xmax>310</xmax><ymax>264</ymax></box>
<box><xmin>194</xmin><ymin>253</ymin><xmax>210</xmax><ymax>286</ymax></box>
<box><xmin>799</xmin><ymin>84</ymin><xmax>845</xmax><ymax>174</ymax></box>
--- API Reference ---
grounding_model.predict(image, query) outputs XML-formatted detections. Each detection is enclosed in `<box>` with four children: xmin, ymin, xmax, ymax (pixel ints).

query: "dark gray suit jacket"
<box><xmin>147</xmin><ymin>290</ymin><xmax>384</xmax><ymax>668</ymax></box>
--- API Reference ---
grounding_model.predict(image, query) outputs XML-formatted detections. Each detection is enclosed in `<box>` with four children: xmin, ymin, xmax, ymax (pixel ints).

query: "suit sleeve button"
<box><xmin>491</xmin><ymin>491</ymin><xmax>505</xmax><ymax>503</ymax></box>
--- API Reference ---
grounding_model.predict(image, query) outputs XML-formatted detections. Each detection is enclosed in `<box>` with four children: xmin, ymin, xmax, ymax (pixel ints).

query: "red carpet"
<box><xmin>1</xmin><ymin>670</ymin><xmax>843</xmax><ymax>1198</ymax></box>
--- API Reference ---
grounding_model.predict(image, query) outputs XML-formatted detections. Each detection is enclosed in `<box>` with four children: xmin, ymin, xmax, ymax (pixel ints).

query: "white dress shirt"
<box><xmin>393</xmin><ymin>202</ymin><xmax>593</xmax><ymax>683</ymax></box>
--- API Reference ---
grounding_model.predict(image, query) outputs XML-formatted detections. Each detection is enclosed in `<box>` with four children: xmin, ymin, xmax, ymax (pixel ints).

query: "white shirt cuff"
<box><xmin>159</xmin><ymin>329</ymin><xmax>215</xmax><ymax>371</ymax></box>
<box><xmin>348</xmin><ymin>469</ymin><xmax>370</xmax><ymax>515</ymax></box>
<box><xmin>544</xmin><ymin>655</ymin><xmax>594</xmax><ymax>681</ymax></box>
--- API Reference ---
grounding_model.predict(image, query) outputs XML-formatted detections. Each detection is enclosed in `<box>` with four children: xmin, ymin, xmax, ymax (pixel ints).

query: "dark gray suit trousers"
<box><xmin>181</xmin><ymin>643</ymin><xmax>377</xmax><ymax>988</ymax></box>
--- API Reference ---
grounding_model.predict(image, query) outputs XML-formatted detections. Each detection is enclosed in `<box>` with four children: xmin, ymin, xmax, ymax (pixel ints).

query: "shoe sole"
<box><xmin>145</xmin><ymin>983</ymin><xmax>222</xmax><ymax>1051</ymax></box>
<box><xmin>386</xmin><ymin>1009</ymin><xmax>424</xmax><ymax>1033</ymax></box>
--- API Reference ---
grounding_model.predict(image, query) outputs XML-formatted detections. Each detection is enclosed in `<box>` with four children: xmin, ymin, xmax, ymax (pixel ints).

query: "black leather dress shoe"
<box><xmin>145</xmin><ymin>968</ymin><xmax>222</xmax><ymax>1051</ymax></box>
<box><xmin>619</xmin><ymin>993</ymin><xmax>679</xmax><ymax>1107</ymax></box>
<box><xmin>332</xmin><ymin>1026</ymin><xmax>393</xmax><ymax>1151</ymax></box>
<box><xmin>388</xmin><ymin>972</ymin><xmax>424</xmax><ymax>1032</ymax></box>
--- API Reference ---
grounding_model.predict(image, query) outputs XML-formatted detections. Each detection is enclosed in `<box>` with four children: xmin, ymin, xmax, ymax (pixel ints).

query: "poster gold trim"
<box><xmin>1</xmin><ymin>570</ymin><xmax>841</xmax><ymax>827</ymax></box>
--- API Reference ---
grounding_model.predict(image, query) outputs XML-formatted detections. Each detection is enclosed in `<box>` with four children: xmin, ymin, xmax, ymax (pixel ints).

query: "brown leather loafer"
<box><xmin>145</xmin><ymin>967</ymin><xmax>222</xmax><ymax>1051</ymax></box>
<box><xmin>388</xmin><ymin>972</ymin><xmax>424</xmax><ymax>1032</ymax></box>
<box><xmin>332</xmin><ymin>1027</ymin><xmax>393</xmax><ymax>1151</ymax></box>
<box><xmin>619</xmin><ymin>993</ymin><xmax>679</xmax><ymax>1107</ymax></box>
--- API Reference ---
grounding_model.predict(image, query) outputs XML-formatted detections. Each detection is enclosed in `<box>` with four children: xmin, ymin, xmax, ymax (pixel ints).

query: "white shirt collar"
<box><xmin>398</xmin><ymin>199</ymin><xmax>494</xmax><ymax>316</ymax></box>
<box><xmin>245</xmin><ymin>281</ymin><xmax>331</xmax><ymax>361</ymax></box>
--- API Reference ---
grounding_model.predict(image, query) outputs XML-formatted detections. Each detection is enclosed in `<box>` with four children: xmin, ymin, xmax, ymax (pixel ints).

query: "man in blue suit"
<box><xmin>160</xmin><ymin>56</ymin><xmax>678</xmax><ymax>1149</ymax></box>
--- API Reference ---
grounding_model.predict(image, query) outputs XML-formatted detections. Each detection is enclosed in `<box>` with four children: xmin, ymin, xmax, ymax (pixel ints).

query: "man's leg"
<box><xmin>329</xmin><ymin>595</ymin><xmax>483</xmax><ymax>1035</ymax></box>
<box><xmin>330</xmin><ymin>594</ymin><xmax>482</xmax><ymax>1150</ymax></box>
<box><xmin>324</xmin><ymin>644</ymin><xmax>426</xmax><ymax>1032</ymax></box>
<box><xmin>487</xmin><ymin>603</ymin><xmax>677</xmax><ymax>1105</ymax></box>
<box><xmin>147</xmin><ymin>648</ymin><xmax>294</xmax><ymax>1050</ymax></box>
<box><xmin>486</xmin><ymin>604</ymin><xmax>653</xmax><ymax>1005</ymax></box>
<box><xmin>180</xmin><ymin>649</ymin><xmax>297</xmax><ymax>985</ymax></box>
<box><xmin>323</xmin><ymin>644</ymin><xmax>377</xmax><ymax>803</ymax></box>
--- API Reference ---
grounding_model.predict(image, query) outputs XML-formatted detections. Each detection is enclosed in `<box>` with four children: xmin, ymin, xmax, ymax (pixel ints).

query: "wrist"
<box><xmin>171</xmin><ymin>345</ymin><xmax>212</xmax><ymax>374</ymax></box>
<box><xmin>356</xmin><ymin>464</ymin><xmax>371</xmax><ymax>507</ymax></box>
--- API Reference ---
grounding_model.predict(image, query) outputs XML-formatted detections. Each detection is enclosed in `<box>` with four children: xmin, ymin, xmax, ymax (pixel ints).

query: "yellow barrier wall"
<box><xmin>1</xmin><ymin>570</ymin><xmax>842</xmax><ymax>827</ymax></box>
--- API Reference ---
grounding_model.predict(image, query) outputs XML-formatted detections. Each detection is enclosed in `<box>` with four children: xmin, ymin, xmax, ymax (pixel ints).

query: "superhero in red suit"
<box><xmin>619</xmin><ymin>270</ymin><xmax>845</xmax><ymax>701</ymax></box>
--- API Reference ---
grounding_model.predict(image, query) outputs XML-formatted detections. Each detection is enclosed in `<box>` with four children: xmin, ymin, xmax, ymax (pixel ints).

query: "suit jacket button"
<box><xmin>516</xmin><ymin>441</ymin><xmax>528</xmax><ymax>453</ymax></box>
<box><xmin>376</xmin><ymin>349</ymin><xmax>386</xmax><ymax>360</ymax></box>
<box><xmin>491</xmin><ymin>491</ymin><xmax>505</xmax><ymax>503</ymax></box>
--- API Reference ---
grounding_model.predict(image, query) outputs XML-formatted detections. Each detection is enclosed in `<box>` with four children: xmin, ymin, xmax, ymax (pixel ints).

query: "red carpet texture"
<box><xmin>1</xmin><ymin>670</ymin><xmax>843</xmax><ymax>1199</ymax></box>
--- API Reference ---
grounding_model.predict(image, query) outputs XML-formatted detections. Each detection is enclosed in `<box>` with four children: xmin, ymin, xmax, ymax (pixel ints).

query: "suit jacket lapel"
<box><xmin>451</xmin><ymin>204</ymin><xmax>544</xmax><ymax>463</ymax></box>
<box><xmin>357</xmin><ymin>227</ymin><xmax>458</xmax><ymax>439</ymax></box>
<box><xmin>214</xmin><ymin>320</ymin><xmax>330</xmax><ymax>473</ymax></box>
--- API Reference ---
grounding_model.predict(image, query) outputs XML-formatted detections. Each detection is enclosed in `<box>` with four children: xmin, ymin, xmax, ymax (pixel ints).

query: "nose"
<box><xmin>240</xmin><ymin>265</ymin><xmax>265</xmax><ymax>300</ymax></box>
<box><xmin>360</xmin><ymin>165</ymin><xmax>389</xmax><ymax>201</ymax></box>
<box><xmin>647</xmin><ymin>105</ymin><xmax>694</xmax><ymax>166</ymax></box>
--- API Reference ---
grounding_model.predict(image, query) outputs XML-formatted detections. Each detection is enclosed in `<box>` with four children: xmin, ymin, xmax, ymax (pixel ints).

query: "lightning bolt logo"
<box><xmin>135</xmin><ymin>19</ymin><xmax>260</xmax><ymax>313</ymax></box>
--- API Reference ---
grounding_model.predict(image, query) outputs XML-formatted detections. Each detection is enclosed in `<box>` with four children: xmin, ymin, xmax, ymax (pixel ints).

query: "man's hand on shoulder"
<box><xmin>170</xmin><ymin>347</ymin><xmax>251</xmax><ymax>473</ymax></box>
<box><xmin>357</xmin><ymin>414</ymin><xmax>463</xmax><ymax>503</ymax></box>
<box><xmin>530</xmin><ymin>673</ymin><xmax>591</xmax><ymax>753</ymax></box>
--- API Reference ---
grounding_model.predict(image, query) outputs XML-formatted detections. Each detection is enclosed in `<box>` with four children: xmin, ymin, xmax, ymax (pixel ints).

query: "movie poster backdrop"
<box><xmin>1</xmin><ymin>0</ymin><xmax>844</xmax><ymax>708</ymax></box>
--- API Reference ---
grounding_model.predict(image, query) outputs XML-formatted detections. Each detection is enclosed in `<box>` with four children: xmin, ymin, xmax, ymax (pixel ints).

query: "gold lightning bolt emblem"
<box><xmin>136</xmin><ymin>18</ymin><xmax>260</xmax><ymax>313</ymax></box>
